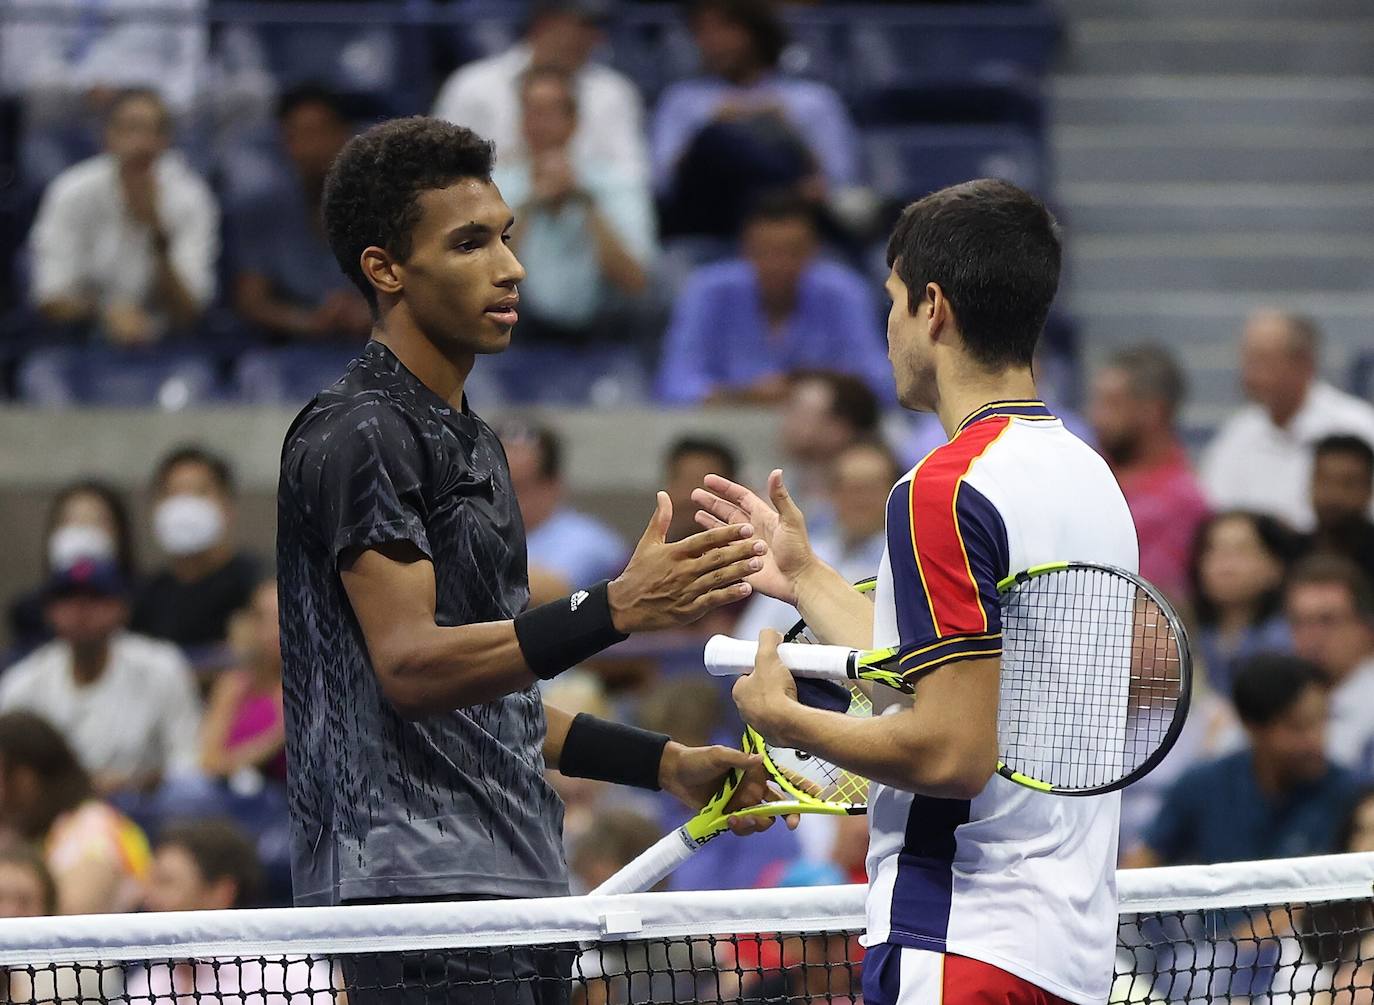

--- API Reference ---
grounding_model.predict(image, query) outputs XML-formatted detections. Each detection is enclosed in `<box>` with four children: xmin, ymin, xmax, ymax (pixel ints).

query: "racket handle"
<box><xmin>590</xmin><ymin>825</ymin><xmax>702</xmax><ymax>895</ymax></box>
<box><xmin>704</xmin><ymin>636</ymin><xmax>856</xmax><ymax>682</ymax></box>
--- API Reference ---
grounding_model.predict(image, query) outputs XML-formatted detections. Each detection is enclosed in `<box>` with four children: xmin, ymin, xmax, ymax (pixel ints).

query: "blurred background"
<box><xmin>1</xmin><ymin>0</ymin><xmax>1373</xmax><ymax>926</ymax></box>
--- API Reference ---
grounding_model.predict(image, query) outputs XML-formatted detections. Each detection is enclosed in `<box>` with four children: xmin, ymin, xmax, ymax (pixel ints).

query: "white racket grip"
<box><xmin>703</xmin><ymin>635</ymin><xmax>856</xmax><ymax>683</ymax></box>
<box><xmin>590</xmin><ymin>825</ymin><xmax>701</xmax><ymax>896</ymax></box>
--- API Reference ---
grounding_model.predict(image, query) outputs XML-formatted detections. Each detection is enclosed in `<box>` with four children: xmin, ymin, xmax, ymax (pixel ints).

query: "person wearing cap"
<box><xmin>431</xmin><ymin>0</ymin><xmax>649</xmax><ymax>184</ymax></box>
<box><xmin>0</xmin><ymin>557</ymin><xmax>202</xmax><ymax>796</ymax></box>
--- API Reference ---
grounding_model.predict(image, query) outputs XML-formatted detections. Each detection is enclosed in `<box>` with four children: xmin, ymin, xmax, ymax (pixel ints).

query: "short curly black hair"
<box><xmin>322</xmin><ymin>117</ymin><xmax>495</xmax><ymax>308</ymax></box>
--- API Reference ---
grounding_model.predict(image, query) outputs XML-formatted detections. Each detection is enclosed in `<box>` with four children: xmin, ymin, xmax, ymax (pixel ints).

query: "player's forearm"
<box><xmin>767</xmin><ymin>702</ymin><xmax>994</xmax><ymax>800</ymax></box>
<box><xmin>372</xmin><ymin>620</ymin><xmax>539</xmax><ymax>716</ymax></box>
<box><xmin>793</xmin><ymin>559</ymin><xmax>875</xmax><ymax>649</ymax></box>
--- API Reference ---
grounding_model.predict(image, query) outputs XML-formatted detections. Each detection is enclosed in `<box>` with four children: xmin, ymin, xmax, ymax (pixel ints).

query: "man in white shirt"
<box><xmin>699</xmin><ymin>180</ymin><xmax>1133</xmax><ymax>1005</ymax></box>
<box><xmin>27</xmin><ymin>88</ymin><xmax>219</xmax><ymax>344</ymax></box>
<box><xmin>1200</xmin><ymin>310</ymin><xmax>1374</xmax><ymax>531</ymax></box>
<box><xmin>0</xmin><ymin>559</ymin><xmax>202</xmax><ymax>794</ymax></box>
<box><xmin>431</xmin><ymin>0</ymin><xmax>648</xmax><ymax>184</ymax></box>
<box><xmin>1285</xmin><ymin>554</ymin><xmax>1374</xmax><ymax>776</ymax></box>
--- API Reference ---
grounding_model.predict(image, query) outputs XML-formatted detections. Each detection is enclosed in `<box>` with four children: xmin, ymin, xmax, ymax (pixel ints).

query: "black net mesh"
<box><xmin>4</xmin><ymin>897</ymin><xmax>1371</xmax><ymax>1005</ymax></box>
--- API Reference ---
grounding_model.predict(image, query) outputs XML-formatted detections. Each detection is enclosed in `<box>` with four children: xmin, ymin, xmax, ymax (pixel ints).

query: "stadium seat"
<box><xmin>864</xmin><ymin>125</ymin><xmax>1044</xmax><ymax>202</ymax></box>
<box><xmin>17</xmin><ymin>345</ymin><xmax>222</xmax><ymax>408</ymax></box>
<box><xmin>231</xmin><ymin>345</ymin><xmax>363</xmax><ymax>406</ymax></box>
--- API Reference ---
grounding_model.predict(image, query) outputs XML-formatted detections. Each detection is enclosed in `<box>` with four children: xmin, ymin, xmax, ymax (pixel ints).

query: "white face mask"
<box><xmin>48</xmin><ymin>524</ymin><xmax>117</xmax><ymax>571</ymax></box>
<box><xmin>154</xmin><ymin>495</ymin><xmax>225</xmax><ymax>556</ymax></box>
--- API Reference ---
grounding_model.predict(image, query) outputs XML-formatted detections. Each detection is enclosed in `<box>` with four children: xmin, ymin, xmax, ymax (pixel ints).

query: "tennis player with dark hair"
<box><xmin>277</xmin><ymin>117</ymin><xmax>778</xmax><ymax>1003</ymax></box>
<box><xmin>696</xmin><ymin>179</ymin><xmax>1139</xmax><ymax>1005</ymax></box>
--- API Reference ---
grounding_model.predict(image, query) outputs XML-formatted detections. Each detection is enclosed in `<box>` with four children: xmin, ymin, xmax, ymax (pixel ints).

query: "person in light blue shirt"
<box><xmin>652</xmin><ymin>0</ymin><xmax>859</xmax><ymax>238</ymax></box>
<box><xmin>652</xmin><ymin>0</ymin><xmax>859</xmax><ymax>194</ymax></box>
<box><xmin>499</xmin><ymin>422</ymin><xmax>627</xmax><ymax>598</ymax></box>
<box><xmin>655</xmin><ymin>195</ymin><xmax>893</xmax><ymax>405</ymax></box>
<box><xmin>491</xmin><ymin>66</ymin><xmax>656</xmax><ymax>346</ymax></box>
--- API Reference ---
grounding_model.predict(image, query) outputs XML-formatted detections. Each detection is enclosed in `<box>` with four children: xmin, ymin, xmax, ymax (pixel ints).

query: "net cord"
<box><xmin>1</xmin><ymin>853</ymin><xmax>1370</xmax><ymax>967</ymax></box>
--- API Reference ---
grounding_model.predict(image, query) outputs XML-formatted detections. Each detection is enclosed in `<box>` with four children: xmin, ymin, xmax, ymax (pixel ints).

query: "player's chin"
<box><xmin>475</xmin><ymin>312</ymin><xmax>517</xmax><ymax>352</ymax></box>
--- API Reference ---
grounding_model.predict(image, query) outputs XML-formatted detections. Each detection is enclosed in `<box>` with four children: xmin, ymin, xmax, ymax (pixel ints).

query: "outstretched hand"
<box><xmin>608</xmin><ymin>491</ymin><xmax>764</xmax><ymax>633</ymax></box>
<box><xmin>691</xmin><ymin>470</ymin><xmax>813</xmax><ymax>605</ymax></box>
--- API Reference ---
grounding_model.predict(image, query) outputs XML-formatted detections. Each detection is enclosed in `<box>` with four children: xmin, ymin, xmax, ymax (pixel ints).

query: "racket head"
<box><xmin>993</xmin><ymin>561</ymin><xmax>1192</xmax><ymax>796</ymax></box>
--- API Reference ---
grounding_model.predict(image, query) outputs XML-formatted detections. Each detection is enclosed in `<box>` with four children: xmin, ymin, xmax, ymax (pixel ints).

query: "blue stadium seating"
<box><xmin>232</xmin><ymin>345</ymin><xmax>362</xmax><ymax>406</ymax></box>
<box><xmin>18</xmin><ymin>345</ymin><xmax>222</xmax><ymax>408</ymax></box>
<box><xmin>864</xmin><ymin>125</ymin><xmax>1044</xmax><ymax>202</ymax></box>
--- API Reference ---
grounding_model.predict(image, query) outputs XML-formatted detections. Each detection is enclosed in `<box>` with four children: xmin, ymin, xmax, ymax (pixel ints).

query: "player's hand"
<box><xmin>658</xmin><ymin>741</ymin><xmax>798</xmax><ymax>836</ymax></box>
<box><xmin>732</xmin><ymin>629</ymin><xmax>800</xmax><ymax>748</ymax></box>
<box><xmin>692</xmin><ymin>469</ymin><xmax>814</xmax><ymax>605</ymax></box>
<box><xmin>608</xmin><ymin>491</ymin><xmax>762</xmax><ymax>632</ymax></box>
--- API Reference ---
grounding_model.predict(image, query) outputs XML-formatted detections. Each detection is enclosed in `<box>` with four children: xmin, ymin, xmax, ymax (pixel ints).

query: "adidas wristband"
<box><xmin>514</xmin><ymin>579</ymin><xmax>628</xmax><ymax>680</ymax></box>
<box><xmin>559</xmin><ymin>713</ymin><xmax>670</xmax><ymax>790</ymax></box>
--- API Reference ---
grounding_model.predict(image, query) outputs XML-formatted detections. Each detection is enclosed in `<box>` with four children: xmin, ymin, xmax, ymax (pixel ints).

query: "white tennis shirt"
<box><xmin>864</xmin><ymin>401</ymin><xmax>1139</xmax><ymax>1005</ymax></box>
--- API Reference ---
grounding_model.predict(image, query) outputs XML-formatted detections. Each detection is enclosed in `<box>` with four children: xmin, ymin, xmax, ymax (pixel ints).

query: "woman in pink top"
<box><xmin>199</xmin><ymin>579</ymin><xmax>285</xmax><ymax>783</ymax></box>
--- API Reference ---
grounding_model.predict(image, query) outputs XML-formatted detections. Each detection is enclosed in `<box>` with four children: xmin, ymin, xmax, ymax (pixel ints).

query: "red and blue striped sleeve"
<box><xmin>887</xmin><ymin>419</ymin><xmax>1011</xmax><ymax>681</ymax></box>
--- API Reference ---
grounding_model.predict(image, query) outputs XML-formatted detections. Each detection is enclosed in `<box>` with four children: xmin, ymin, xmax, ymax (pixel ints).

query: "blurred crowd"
<box><xmin>3</xmin><ymin>309</ymin><xmax>1374</xmax><ymax>936</ymax></box>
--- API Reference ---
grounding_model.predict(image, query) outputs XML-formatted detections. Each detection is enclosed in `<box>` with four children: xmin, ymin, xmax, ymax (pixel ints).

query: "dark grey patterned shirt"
<box><xmin>276</xmin><ymin>340</ymin><xmax>567</xmax><ymax>906</ymax></box>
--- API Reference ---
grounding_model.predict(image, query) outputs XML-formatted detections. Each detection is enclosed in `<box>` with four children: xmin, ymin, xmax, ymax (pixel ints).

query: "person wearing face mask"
<box><xmin>131</xmin><ymin>446</ymin><xmax>262</xmax><ymax>657</ymax></box>
<box><xmin>7</xmin><ymin>480</ymin><xmax>138</xmax><ymax>661</ymax></box>
<box><xmin>0</xmin><ymin>560</ymin><xmax>201</xmax><ymax>795</ymax></box>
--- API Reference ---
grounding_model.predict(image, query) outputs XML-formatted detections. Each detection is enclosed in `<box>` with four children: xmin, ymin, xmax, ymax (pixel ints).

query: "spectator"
<box><xmin>27</xmin><ymin>87</ymin><xmax>218</xmax><ymax>344</ymax></box>
<box><xmin>1302</xmin><ymin>434</ymin><xmax>1374</xmax><ymax>584</ymax></box>
<box><xmin>229</xmin><ymin>85</ymin><xmax>370</xmax><ymax>344</ymax></box>
<box><xmin>1087</xmin><ymin>345</ymin><xmax>1209</xmax><ymax>602</ymax></box>
<box><xmin>0</xmin><ymin>711</ymin><xmax>151</xmax><ymax>914</ymax></box>
<box><xmin>500</xmin><ymin>422</ymin><xmax>627</xmax><ymax>601</ymax></box>
<box><xmin>131</xmin><ymin>446</ymin><xmax>261</xmax><ymax>655</ymax></box>
<box><xmin>652</xmin><ymin>0</ymin><xmax>859</xmax><ymax>237</ymax></box>
<box><xmin>1285</xmin><ymin>556</ymin><xmax>1374</xmax><ymax>776</ymax></box>
<box><xmin>568</xmin><ymin>807</ymin><xmax>661</xmax><ymax>893</ymax></box>
<box><xmin>1188</xmin><ymin>511</ymin><xmax>1296</xmax><ymax>692</ymax></box>
<box><xmin>655</xmin><ymin>195</ymin><xmax>891</xmax><ymax>405</ymax></box>
<box><xmin>735</xmin><ymin>439</ymin><xmax>896</xmax><ymax>638</ymax></box>
<box><xmin>492</xmin><ymin>67</ymin><xmax>655</xmax><ymax>347</ymax></box>
<box><xmin>0</xmin><ymin>843</ymin><xmax>56</xmax><ymax>918</ymax></box>
<box><xmin>1124</xmin><ymin>655</ymin><xmax>1361</xmax><ymax>867</ymax></box>
<box><xmin>776</xmin><ymin>369</ymin><xmax>882</xmax><ymax>531</ymax></box>
<box><xmin>1201</xmin><ymin>310</ymin><xmax>1374</xmax><ymax>531</ymax></box>
<box><xmin>1339</xmin><ymin>787</ymin><xmax>1374</xmax><ymax>854</ymax></box>
<box><xmin>141</xmin><ymin>819</ymin><xmax>261</xmax><ymax>912</ymax></box>
<box><xmin>0</xmin><ymin>559</ymin><xmax>201</xmax><ymax>794</ymax></box>
<box><xmin>199</xmin><ymin>578</ymin><xmax>286</xmax><ymax>785</ymax></box>
<box><xmin>663</xmin><ymin>436</ymin><xmax>739</xmax><ymax>543</ymax></box>
<box><xmin>128</xmin><ymin>820</ymin><xmax>332</xmax><ymax>1003</ymax></box>
<box><xmin>7</xmin><ymin>479</ymin><xmax>137</xmax><ymax>660</ymax></box>
<box><xmin>431</xmin><ymin>0</ymin><xmax>647</xmax><ymax>183</ymax></box>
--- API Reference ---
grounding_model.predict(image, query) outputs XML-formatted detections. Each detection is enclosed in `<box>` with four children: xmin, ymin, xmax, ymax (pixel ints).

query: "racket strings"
<box><xmin>760</xmin><ymin>620</ymin><xmax>872</xmax><ymax>809</ymax></box>
<box><xmin>1000</xmin><ymin>567</ymin><xmax>1185</xmax><ymax>791</ymax></box>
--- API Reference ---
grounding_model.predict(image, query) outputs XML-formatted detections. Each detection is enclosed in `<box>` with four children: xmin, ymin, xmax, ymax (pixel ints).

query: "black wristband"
<box><xmin>559</xmin><ymin>713</ymin><xmax>670</xmax><ymax>790</ymax></box>
<box><xmin>514</xmin><ymin>580</ymin><xmax>628</xmax><ymax>680</ymax></box>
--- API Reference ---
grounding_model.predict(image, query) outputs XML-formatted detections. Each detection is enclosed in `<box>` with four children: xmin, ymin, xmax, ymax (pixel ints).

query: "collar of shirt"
<box><xmin>954</xmin><ymin>399</ymin><xmax>1055</xmax><ymax>435</ymax></box>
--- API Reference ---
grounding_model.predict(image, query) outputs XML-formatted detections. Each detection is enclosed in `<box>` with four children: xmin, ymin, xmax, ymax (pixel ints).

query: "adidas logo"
<box><xmin>570</xmin><ymin>590</ymin><xmax>590</xmax><ymax>612</ymax></box>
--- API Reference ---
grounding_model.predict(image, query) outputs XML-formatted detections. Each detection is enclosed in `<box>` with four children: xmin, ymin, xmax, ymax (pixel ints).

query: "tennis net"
<box><xmin>1</xmin><ymin>853</ymin><xmax>1370</xmax><ymax>1004</ymax></box>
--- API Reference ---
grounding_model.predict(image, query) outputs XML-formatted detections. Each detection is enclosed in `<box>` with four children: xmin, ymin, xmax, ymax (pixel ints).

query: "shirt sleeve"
<box><xmin>160</xmin><ymin>649</ymin><xmax>203</xmax><ymax>776</ymax></box>
<box><xmin>166</xmin><ymin>171</ymin><xmax>219</xmax><ymax>308</ymax></box>
<box><xmin>653</xmin><ymin>271</ymin><xmax>718</xmax><ymax>404</ymax></box>
<box><xmin>28</xmin><ymin>175</ymin><xmax>84</xmax><ymax>304</ymax></box>
<box><xmin>886</xmin><ymin>443</ymin><xmax>1010</xmax><ymax>682</ymax></box>
<box><xmin>294</xmin><ymin>402</ymin><xmax>433</xmax><ymax>564</ymax></box>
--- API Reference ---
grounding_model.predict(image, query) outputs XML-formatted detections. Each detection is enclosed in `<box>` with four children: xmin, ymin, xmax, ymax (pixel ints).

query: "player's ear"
<box><xmin>360</xmin><ymin>246</ymin><xmax>403</xmax><ymax>299</ymax></box>
<box><xmin>926</xmin><ymin>282</ymin><xmax>952</xmax><ymax>341</ymax></box>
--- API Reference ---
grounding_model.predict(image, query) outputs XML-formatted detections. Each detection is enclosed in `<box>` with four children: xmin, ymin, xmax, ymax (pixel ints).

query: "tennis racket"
<box><xmin>589</xmin><ymin>584</ymin><xmax>880</xmax><ymax>897</ymax></box>
<box><xmin>704</xmin><ymin>562</ymin><xmax>1191</xmax><ymax>797</ymax></box>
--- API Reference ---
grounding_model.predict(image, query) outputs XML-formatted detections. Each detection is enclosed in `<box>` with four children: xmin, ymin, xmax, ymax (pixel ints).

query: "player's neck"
<box><xmin>934</xmin><ymin>365</ymin><xmax>1038</xmax><ymax>439</ymax></box>
<box><xmin>373</xmin><ymin>324</ymin><xmax>474</xmax><ymax>410</ymax></box>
